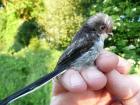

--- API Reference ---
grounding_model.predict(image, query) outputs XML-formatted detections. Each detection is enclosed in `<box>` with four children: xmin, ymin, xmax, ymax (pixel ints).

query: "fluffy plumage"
<box><xmin>57</xmin><ymin>13</ymin><xmax>113</xmax><ymax>68</ymax></box>
<box><xmin>0</xmin><ymin>13</ymin><xmax>113</xmax><ymax>105</ymax></box>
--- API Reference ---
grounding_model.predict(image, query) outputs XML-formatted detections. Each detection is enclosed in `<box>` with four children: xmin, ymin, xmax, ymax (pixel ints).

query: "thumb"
<box><xmin>107</xmin><ymin>70</ymin><xmax>140</xmax><ymax>104</ymax></box>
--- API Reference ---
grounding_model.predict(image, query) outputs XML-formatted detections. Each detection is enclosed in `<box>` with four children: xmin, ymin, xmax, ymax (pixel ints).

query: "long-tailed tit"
<box><xmin>0</xmin><ymin>13</ymin><xmax>113</xmax><ymax>105</ymax></box>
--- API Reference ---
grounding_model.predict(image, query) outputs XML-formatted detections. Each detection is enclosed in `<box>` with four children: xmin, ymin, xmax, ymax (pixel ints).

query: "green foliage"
<box><xmin>0</xmin><ymin>8</ymin><xmax>21</xmax><ymax>51</ymax></box>
<box><xmin>0</xmin><ymin>47</ymin><xmax>61</xmax><ymax>105</ymax></box>
<box><xmin>0</xmin><ymin>0</ymin><xmax>45</xmax><ymax>52</ymax></box>
<box><xmin>41</xmin><ymin>0</ymin><xmax>84</xmax><ymax>48</ymax></box>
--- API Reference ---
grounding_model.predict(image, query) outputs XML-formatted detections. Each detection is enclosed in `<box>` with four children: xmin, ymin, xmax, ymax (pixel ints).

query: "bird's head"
<box><xmin>87</xmin><ymin>13</ymin><xmax>113</xmax><ymax>39</ymax></box>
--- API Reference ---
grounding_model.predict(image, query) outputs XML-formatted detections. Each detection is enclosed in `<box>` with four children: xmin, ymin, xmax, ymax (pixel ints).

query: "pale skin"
<box><xmin>50</xmin><ymin>50</ymin><xmax>140</xmax><ymax>105</ymax></box>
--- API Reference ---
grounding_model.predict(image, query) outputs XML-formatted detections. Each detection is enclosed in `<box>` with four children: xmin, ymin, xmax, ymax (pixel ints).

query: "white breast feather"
<box><xmin>72</xmin><ymin>37</ymin><xmax>104</xmax><ymax>68</ymax></box>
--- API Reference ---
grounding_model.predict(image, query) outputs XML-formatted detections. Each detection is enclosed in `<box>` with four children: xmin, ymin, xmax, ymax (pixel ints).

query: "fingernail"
<box><xmin>119</xmin><ymin>57</ymin><xmax>131</xmax><ymax>66</ymax></box>
<box><xmin>117</xmin><ymin>57</ymin><xmax>131</xmax><ymax>74</ymax></box>
<box><xmin>70</xmin><ymin>73</ymin><xmax>83</xmax><ymax>87</ymax></box>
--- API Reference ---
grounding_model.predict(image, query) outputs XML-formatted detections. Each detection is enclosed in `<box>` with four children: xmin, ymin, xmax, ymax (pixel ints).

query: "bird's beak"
<box><xmin>108</xmin><ymin>32</ymin><xmax>113</xmax><ymax>36</ymax></box>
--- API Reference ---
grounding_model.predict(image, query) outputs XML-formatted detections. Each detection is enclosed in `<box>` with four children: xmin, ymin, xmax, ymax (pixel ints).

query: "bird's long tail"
<box><xmin>0</xmin><ymin>66</ymin><xmax>66</xmax><ymax>105</ymax></box>
<box><xmin>0</xmin><ymin>100</ymin><xmax>8</xmax><ymax>105</ymax></box>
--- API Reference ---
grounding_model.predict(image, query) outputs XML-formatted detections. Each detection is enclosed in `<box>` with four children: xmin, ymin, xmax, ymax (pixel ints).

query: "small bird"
<box><xmin>0</xmin><ymin>13</ymin><xmax>113</xmax><ymax>105</ymax></box>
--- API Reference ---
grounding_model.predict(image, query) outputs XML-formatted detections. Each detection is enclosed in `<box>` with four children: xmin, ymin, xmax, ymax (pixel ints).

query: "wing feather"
<box><xmin>57</xmin><ymin>29</ymin><xmax>97</xmax><ymax>67</ymax></box>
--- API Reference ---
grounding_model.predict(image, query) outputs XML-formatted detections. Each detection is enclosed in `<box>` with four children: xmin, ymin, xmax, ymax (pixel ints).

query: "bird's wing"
<box><xmin>57</xmin><ymin>32</ymin><xmax>97</xmax><ymax>67</ymax></box>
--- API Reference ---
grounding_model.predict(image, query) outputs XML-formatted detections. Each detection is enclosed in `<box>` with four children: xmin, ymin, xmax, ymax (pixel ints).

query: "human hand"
<box><xmin>50</xmin><ymin>51</ymin><xmax>140</xmax><ymax>105</ymax></box>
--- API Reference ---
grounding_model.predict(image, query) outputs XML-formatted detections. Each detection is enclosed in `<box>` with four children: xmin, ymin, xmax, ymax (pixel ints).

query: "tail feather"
<box><xmin>0</xmin><ymin>100</ymin><xmax>8</xmax><ymax>105</ymax></box>
<box><xmin>0</xmin><ymin>66</ymin><xmax>66</xmax><ymax>104</ymax></box>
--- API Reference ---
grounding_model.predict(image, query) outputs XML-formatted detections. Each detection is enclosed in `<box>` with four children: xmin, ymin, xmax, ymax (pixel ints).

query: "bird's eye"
<box><xmin>100</xmin><ymin>25</ymin><xmax>106</xmax><ymax>30</ymax></box>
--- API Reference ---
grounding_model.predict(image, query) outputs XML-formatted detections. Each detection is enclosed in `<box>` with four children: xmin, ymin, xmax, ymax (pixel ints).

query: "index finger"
<box><xmin>95</xmin><ymin>50</ymin><xmax>119</xmax><ymax>73</ymax></box>
<box><xmin>116</xmin><ymin>57</ymin><xmax>131</xmax><ymax>74</ymax></box>
<box><xmin>96</xmin><ymin>50</ymin><xmax>131</xmax><ymax>74</ymax></box>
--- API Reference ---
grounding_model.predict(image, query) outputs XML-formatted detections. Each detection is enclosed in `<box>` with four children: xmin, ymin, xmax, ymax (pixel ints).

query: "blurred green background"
<box><xmin>0</xmin><ymin>0</ymin><xmax>139</xmax><ymax>105</ymax></box>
